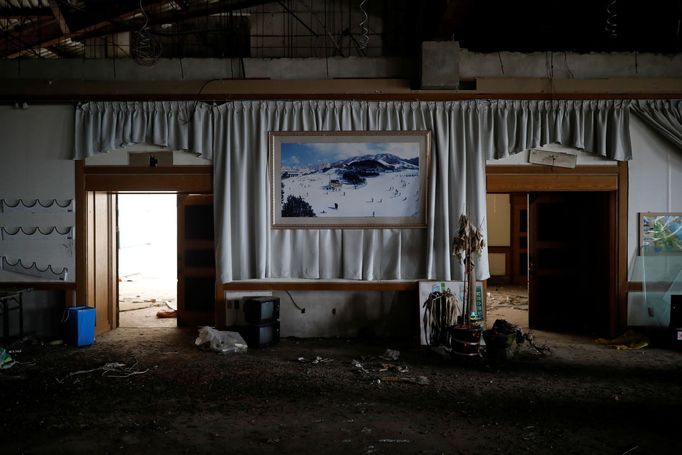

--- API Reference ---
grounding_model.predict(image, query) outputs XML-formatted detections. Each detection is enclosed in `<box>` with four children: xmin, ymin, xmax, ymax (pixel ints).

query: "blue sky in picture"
<box><xmin>281</xmin><ymin>142</ymin><xmax>419</xmax><ymax>168</ymax></box>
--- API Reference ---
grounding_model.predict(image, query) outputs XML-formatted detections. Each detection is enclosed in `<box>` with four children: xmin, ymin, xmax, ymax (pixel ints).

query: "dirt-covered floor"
<box><xmin>1</xmin><ymin>326</ymin><xmax>681</xmax><ymax>455</ymax></box>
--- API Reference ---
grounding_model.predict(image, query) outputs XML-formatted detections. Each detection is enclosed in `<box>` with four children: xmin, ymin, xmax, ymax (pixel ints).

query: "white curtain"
<box><xmin>74</xmin><ymin>101</ymin><xmax>214</xmax><ymax>159</ymax></box>
<box><xmin>74</xmin><ymin>99</ymin><xmax>632</xmax><ymax>283</ymax></box>
<box><xmin>212</xmin><ymin>100</ymin><xmax>632</xmax><ymax>282</ymax></box>
<box><xmin>630</xmin><ymin>99</ymin><xmax>682</xmax><ymax>151</ymax></box>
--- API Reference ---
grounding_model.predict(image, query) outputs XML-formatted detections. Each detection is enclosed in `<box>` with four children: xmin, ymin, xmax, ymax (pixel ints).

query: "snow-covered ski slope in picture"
<box><xmin>281</xmin><ymin>141</ymin><xmax>421</xmax><ymax>218</ymax></box>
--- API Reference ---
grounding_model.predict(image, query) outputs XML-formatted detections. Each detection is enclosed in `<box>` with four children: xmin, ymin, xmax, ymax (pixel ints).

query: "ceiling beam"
<box><xmin>0</xmin><ymin>8</ymin><xmax>53</xmax><ymax>19</ymax></box>
<box><xmin>1</xmin><ymin>78</ymin><xmax>681</xmax><ymax>103</ymax></box>
<box><xmin>46</xmin><ymin>44</ymin><xmax>82</xmax><ymax>58</ymax></box>
<box><xmin>48</xmin><ymin>0</ymin><xmax>71</xmax><ymax>35</ymax></box>
<box><xmin>80</xmin><ymin>0</ymin><xmax>276</xmax><ymax>38</ymax></box>
<box><xmin>0</xmin><ymin>0</ymin><xmax>174</xmax><ymax>58</ymax></box>
<box><xmin>1</xmin><ymin>0</ymin><xmax>276</xmax><ymax>58</ymax></box>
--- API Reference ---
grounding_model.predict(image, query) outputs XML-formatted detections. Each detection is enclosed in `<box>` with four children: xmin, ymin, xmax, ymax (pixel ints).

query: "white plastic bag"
<box><xmin>195</xmin><ymin>326</ymin><xmax>248</xmax><ymax>354</ymax></box>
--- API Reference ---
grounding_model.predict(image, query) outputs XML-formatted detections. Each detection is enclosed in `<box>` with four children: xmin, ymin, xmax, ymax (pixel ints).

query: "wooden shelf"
<box><xmin>222</xmin><ymin>280</ymin><xmax>420</xmax><ymax>292</ymax></box>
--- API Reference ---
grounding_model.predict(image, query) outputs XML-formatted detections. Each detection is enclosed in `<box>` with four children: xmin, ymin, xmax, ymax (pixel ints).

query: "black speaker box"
<box><xmin>232</xmin><ymin>321</ymin><xmax>280</xmax><ymax>348</ymax></box>
<box><xmin>243</xmin><ymin>296</ymin><xmax>280</xmax><ymax>324</ymax></box>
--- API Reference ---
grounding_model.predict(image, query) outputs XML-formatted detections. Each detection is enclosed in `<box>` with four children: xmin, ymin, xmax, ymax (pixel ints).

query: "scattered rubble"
<box><xmin>595</xmin><ymin>330</ymin><xmax>650</xmax><ymax>350</ymax></box>
<box><xmin>297</xmin><ymin>356</ymin><xmax>334</xmax><ymax>364</ymax></box>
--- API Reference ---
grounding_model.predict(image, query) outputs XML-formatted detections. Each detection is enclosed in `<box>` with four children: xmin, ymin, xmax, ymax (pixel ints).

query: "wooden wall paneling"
<box><xmin>86</xmin><ymin>190</ymin><xmax>95</xmax><ymax>309</ymax></box>
<box><xmin>486</xmin><ymin>165</ymin><xmax>620</xmax><ymax>175</ymax></box>
<box><xmin>608</xmin><ymin>190</ymin><xmax>619</xmax><ymax>336</ymax></box>
<box><xmin>83</xmin><ymin>166</ymin><xmax>212</xmax><ymax>193</ymax></box>
<box><xmin>510</xmin><ymin>193</ymin><xmax>529</xmax><ymax>285</ymax></box>
<box><xmin>93</xmin><ymin>192</ymin><xmax>110</xmax><ymax>333</ymax></box>
<box><xmin>618</xmin><ymin>161</ymin><xmax>629</xmax><ymax>331</ymax></box>
<box><xmin>109</xmin><ymin>193</ymin><xmax>118</xmax><ymax>329</ymax></box>
<box><xmin>177</xmin><ymin>194</ymin><xmax>215</xmax><ymax>327</ymax></box>
<box><xmin>486</xmin><ymin>174</ymin><xmax>618</xmax><ymax>192</ymax></box>
<box><xmin>487</xmin><ymin>246</ymin><xmax>512</xmax><ymax>282</ymax></box>
<box><xmin>75</xmin><ymin>160</ymin><xmax>87</xmax><ymax>308</ymax></box>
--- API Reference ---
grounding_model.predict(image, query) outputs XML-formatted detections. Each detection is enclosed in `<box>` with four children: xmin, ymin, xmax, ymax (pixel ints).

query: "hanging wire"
<box><xmin>605</xmin><ymin>0</ymin><xmax>619</xmax><ymax>39</ymax></box>
<box><xmin>358</xmin><ymin>0</ymin><xmax>369</xmax><ymax>50</ymax></box>
<box><xmin>131</xmin><ymin>0</ymin><xmax>162</xmax><ymax>66</ymax></box>
<box><xmin>563</xmin><ymin>52</ymin><xmax>574</xmax><ymax>79</ymax></box>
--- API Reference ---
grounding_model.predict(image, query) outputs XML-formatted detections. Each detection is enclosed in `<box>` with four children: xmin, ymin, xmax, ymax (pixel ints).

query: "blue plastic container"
<box><xmin>65</xmin><ymin>306</ymin><xmax>96</xmax><ymax>347</ymax></box>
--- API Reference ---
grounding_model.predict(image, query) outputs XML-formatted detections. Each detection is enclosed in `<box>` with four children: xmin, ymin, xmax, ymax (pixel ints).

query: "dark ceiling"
<box><xmin>437</xmin><ymin>0</ymin><xmax>682</xmax><ymax>54</ymax></box>
<box><xmin>0</xmin><ymin>0</ymin><xmax>680</xmax><ymax>60</ymax></box>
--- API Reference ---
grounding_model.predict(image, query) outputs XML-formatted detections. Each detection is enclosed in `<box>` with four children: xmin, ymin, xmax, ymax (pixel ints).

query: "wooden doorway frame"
<box><xmin>74</xmin><ymin>162</ymin><xmax>213</xmax><ymax>330</ymax></box>
<box><xmin>486</xmin><ymin>163</ymin><xmax>628</xmax><ymax>336</ymax></box>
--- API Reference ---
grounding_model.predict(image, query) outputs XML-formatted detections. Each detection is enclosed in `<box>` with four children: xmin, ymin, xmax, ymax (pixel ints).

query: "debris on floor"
<box><xmin>0</xmin><ymin>348</ymin><xmax>15</xmax><ymax>369</ymax></box>
<box><xmin>195</xmin><ymin>326</ymin><xmax>248</xmax><ymax>354</ymax></box>
<box><xmin>380</xmin><ymin>348</ymin><xmax>400</xmax><ymax>361</ymax></box>
<box><xmin>379</xmin><ymin>363</ymin><xmax>408</xmax><ymax>373</ymax></box>
<box><xmin>486</xmin><ymin>285</ymin><xmax>529</xmax><ymax>330</ymax></box>
<box><xmin>482</xmin><ymin>319</ymin><xmax>551</xmax><ymax>364</ymax></box>
<box><xmin>352</xmin><ymin>359</ymin><xmax>371</xmax><ymax>375</ymax></box>
<box><xmin>297</xmin><ymin>355</ymin><xmax>334</xmax><ymax>364</ymax></box>
<box><xmin>156</xmin><ymin>309</ymin><xmax>177</xmax><ymax>319</ymax></box>
<box><xmin>119</xmin><ymin>300</ymin><xmax>166</xmax><ymax>312</ymax></box>
<box><xmin>381</xmin><ymin>376</ymin><xmax>430</xmax><ymax>386</ymax></box>
<box><xmin>351</xmin><ymin>353</ymin><xmax>427</xmax><ymax>385</ymax></box>
<box><xmin>595</xmin><ymin>330</ymin><xmax>650</xmax><ymax>350</ymax></box>
<box><xmin>56</xmin><ymin>361</ymin><xmax>149</xmax><ymax>384</ymax></box>
<box><xmin>3</xmin><ymin>330</ymin><xmax>682</xmax><ymax>453</ymax></box>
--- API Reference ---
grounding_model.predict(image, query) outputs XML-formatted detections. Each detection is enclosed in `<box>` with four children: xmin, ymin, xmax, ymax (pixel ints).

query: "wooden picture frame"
<box><xmin>269</xmin><ymin>131</ymin><xmax>431</xmax><ymax>229</ymax></box>
<box><xmin>639</xmin><ymin>212</ymin><xmax>682</xmax><ymax>255</ymax></box>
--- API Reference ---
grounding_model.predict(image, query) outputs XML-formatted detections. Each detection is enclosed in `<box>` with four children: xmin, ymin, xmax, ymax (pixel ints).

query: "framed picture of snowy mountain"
<box><xmin>269</xmin><ymin>131</ymin><xmax>431</xmax><ymax>228</ymax></box>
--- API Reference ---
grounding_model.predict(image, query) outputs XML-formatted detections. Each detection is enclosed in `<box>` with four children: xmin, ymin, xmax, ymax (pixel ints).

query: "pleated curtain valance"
<box><xmin>74</xmin><ymin>101</ymin><xmax>214</xmax><ymax>160</ymax></box>
<box><xmin>630</xmin><ymin>99</ymin><xmax>682</xmax><ymax>151</ymax></box>
<box><xmin>74</xmin><ymin>99</ymin><xmax>634</xmax><ymax>282</ymax></box>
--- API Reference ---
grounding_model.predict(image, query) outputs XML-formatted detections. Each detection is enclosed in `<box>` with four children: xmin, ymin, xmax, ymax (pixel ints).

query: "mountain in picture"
<box><xmin>280</xmin><ymin>148</ymin><xmax>422</xmax><ymax>219</ymax></box>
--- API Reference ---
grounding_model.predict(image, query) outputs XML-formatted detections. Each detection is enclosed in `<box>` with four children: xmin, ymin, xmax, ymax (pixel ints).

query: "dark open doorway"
<box><xmin>487</xmin><ymin>191</ymin><xmax>613</xmax><ymax>336</ymax></box>
<box><xmin>528</xmin><ymin>192</ymin><xmax>613</xmax><ymax>335</ymax></box>
<box><xmin>485</xmin><ymin>162</ymin><xmax>624</xmax><ymax>337</ymax></box>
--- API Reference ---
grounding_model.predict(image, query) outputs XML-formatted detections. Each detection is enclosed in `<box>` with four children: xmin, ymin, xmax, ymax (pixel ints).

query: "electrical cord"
<box><xmin>285</xmin><ymin>290</ymin><xmax>305</xmax><ymax>314</ymax></box>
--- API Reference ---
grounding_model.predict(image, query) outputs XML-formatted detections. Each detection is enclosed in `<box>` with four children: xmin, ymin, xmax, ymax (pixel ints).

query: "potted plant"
<box><xmin>449</xmin><ymin>214</ymin><xmax>485</xmax><ymax>356</ymax></box>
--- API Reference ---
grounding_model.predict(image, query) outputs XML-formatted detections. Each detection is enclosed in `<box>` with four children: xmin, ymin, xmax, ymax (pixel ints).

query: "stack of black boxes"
<box><xmin>232</xmin><ymin>296</ymin><xmax>280</xmax><ymax>348</ymax></box>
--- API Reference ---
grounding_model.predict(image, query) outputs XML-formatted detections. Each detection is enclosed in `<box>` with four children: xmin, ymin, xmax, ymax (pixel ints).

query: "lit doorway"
<box><xmin>118</xmin><ymin>194</ymin><xmax>177</xmax><ymax>328</ymax></box>
<box><xmin>486</xmin><ymin>193</ymin><xmax>529</xmax><ymax>330</ymax></box>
